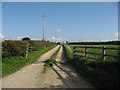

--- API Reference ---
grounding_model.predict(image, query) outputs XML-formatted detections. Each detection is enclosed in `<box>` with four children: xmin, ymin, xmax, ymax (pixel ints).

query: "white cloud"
<box><xmin>57</xmin><ymin>37</ymin><xmax>62</xmax><ymax>41</ymax></box>
<box><xmin>55</xmin><ymin>37</ymin><xmax>62</xmax><ymax>42</ymax></box>
<box><xmin>56</xmin><ymin>29</ymin><xmax>62</xmax><ymax>33</ymax></box>
<box><xmin>31</xmin><ymin>38</ymin><xmax>40</xmax><ymax>40</ymax></box>
<box><xmin>0</xmin><ymin>33</ymin><xmax>4</xmax><ymax>43</ymax></box>
<box><xmin>52</xmin><ymin>37</ymin><xmax>55</xmax><ymax>40</ymax></box>
<box><xmin>0</xmin><ymin>33</ymin><xmax>4</xmax><ymax>39</ymax></box>
<box><xmin>115</xmin><ymin>32</ymin><xmax>120</xmax><ymax>37</ymax></box>
<box><xmin>52</xmin><ymin>37</ymin><xmax>63</xmax><ymax>42</ymax></box>
<box><xmin>0</xmin><ymin>33</ymin><xmax>4</xmax><ymax>38</ymax></box>
<box><xmin>17</xmin><ymin>36</ymin><xmax>21</xmax><ymax>40</ymax></box>
<box><xmin>17</xmin><ymin>36</ymin><xmax>30</xmax><ymax>40</ymax></box>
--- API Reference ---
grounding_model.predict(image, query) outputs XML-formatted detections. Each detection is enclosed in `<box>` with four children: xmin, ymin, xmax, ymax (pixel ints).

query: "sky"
<box><xmin>2</xmin><ymin>0</ymin><xmax>120</xmax><ymax>2</ymax></box>
<box><xmin>2</xmin><ymin>2</ymin><xmax>119</xmax><ymax>42</ymax></box>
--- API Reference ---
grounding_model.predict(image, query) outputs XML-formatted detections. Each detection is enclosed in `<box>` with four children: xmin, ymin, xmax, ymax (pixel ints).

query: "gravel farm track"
<box><xmin>2</xmin><ymin>45</ymin><xmax>93</xmax><ymax>88</ymax></box>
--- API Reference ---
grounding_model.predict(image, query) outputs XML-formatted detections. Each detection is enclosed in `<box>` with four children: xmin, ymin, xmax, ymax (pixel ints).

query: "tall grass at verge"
<box><xmin>43</xmin><ymin>46</ymin><xmax>61</xmax><ymax>72</ymax></box>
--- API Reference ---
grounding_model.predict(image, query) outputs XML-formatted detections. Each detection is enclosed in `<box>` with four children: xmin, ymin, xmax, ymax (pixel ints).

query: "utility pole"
<box><xmin>42</xmin><ymin>14</ymin><xmax>45</xmax><ymax>41</ymax></box>
<box><xmin>55</xmin><ymin>33</ymin><xmax>57</xmax><ymax>43</ymax></box>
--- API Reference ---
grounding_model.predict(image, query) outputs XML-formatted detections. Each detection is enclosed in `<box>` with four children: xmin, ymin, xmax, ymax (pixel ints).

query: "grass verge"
<box><xmin>43</xmin><ymin>46</ymin><xmax>61</xmax><ymax>73</ymax></box>
<box><xmin>64</xmin><ymin>45</ymin><xmax>120</xmax><ymax>88</ymax></box>
<box><xmin>2</xmin><ymin>45</ymin><xmax>57</xmax><ymax>77</ymax></box>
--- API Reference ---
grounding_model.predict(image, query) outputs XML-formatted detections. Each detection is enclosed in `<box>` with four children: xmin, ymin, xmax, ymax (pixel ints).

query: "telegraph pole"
<box><xmin>42</xmin><ymin>14</ymin><xmax>45</xmax><ymax>41</ymax></box>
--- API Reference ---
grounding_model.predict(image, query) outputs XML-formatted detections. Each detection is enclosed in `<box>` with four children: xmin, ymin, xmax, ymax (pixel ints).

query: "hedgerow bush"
<box><xmin>2</xmin><ymin>40</ymin><xmax>55</xmax><ymax>59</ymax></box>
<box><xmin>30</xmin><ymin>41</ymin><xmax>55</xmax><ymax>49</ymax></box>
<box><xmin>2</xmin><ymin>40</ymin><xmax>26</xmax><ymax>58</ymax></box>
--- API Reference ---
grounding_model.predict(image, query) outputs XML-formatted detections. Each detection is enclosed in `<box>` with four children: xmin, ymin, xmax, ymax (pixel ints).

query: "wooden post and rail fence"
<box><xmin>73</xmin><ymin>45</ymin><xmax>120</xmax><ymax>61</ymax></box>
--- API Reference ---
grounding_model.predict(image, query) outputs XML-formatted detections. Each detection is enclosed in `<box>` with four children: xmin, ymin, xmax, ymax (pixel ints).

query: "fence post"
<box><xmin>73</xmin><ymin>46</ymin><xmax>76</xmax><ymax>59</ymax></box>
<box><xmin>85</xmin><ymin>45</ymin><xmax>87</xmax><ymax>58</ymax></box>
<box><xmin>25</xmin><ymin>43</ymin><xmax>29</xmax><ymax>59</ymax></box>
<box><xmin>102</xmin><ymin>46</ymin><xmax>105</xmax><ymax>61</ymax></box>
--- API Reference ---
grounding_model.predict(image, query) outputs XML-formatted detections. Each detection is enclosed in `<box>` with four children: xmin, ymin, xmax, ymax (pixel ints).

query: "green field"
<box><xmin>64</xmin><ymin>45</ymin><xmax>120</xmax><ymax>88</ymax></box>
<box><xmin>70</xmin><ymin>45</ymin><xmax>119</xmax><ymax>62</ymax></box>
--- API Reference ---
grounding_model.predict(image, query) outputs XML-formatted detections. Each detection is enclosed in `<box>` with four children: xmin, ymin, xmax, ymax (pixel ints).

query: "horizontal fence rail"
<box><xmin>73</xmin><ymin>45</ymin><xmax>120</xmax><ymax>61</ymax></box>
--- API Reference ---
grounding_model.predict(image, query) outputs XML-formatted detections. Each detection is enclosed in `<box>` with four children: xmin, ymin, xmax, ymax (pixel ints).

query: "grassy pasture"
<box><xmin>64</xmin><ymin>45</ymin><xmax>120</xmax><ymax>88</ymax></box>
<box><xmin>70</xmin><ymin>45</ymin><xmax>119</xmax><ymax>62</ymax></box>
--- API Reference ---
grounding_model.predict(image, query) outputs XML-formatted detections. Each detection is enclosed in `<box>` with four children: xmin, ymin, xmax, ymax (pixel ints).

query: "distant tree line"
<box><xmin>67</xmin><ymin>41</ymin><xmax>120</xmax><ymax>45</ymax></box>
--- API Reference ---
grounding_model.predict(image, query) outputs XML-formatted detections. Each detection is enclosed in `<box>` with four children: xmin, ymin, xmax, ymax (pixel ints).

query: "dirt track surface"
<box><xmin>2</xmin><ymin>45</ymin><xmax>93</xmax><ymax>88</ymax></box>
<box><xmin>2</xmin><ymin>45</ymin><xmax>60</xmax><ymax>88</ymax></box>
<box><xmin>38</xmin><ymin>46</ymin><xmax>93</xmax><ymax>88</ymax></box>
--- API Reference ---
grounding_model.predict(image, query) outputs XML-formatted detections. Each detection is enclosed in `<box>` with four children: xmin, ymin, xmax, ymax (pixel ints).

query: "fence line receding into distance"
<box><xmin>72</xmin><ymin>45</ymin><xmax>120</xmax><ymax>61</ymax></box>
